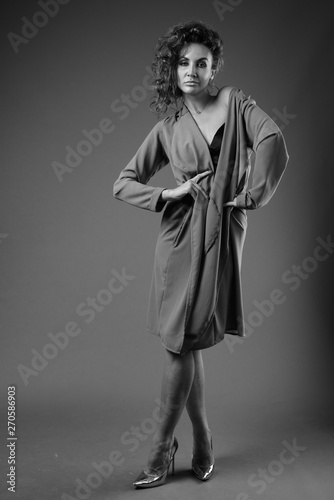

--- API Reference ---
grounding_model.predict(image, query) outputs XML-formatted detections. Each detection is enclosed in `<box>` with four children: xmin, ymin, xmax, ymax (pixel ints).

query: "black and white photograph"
<box><xmin>1</xmin><ymin>1</ymin><xmax>333</xmax><ymax>499</ymax></box>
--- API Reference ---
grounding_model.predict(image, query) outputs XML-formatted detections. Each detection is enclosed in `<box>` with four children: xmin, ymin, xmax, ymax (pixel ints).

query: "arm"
<box><xmin>113</xmin><ymin>120</ymin><xmax>169</xmax><ymax>212</ymax></box>
<box><xmin>231</xmin><ymin>93</ymin><xmax>289</xmax><ymax>209</ymax></box>
<box><xmin>160</xmin><ymin>170</ymin><xmax>212</xmax><ymax>201</ymax></box>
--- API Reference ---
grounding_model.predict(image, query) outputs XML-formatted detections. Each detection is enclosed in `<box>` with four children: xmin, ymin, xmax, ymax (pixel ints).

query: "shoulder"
<box><xmin>215</xmin><ymin>85</ymin><xmax>236</xmax><ymax>107</ymax></box>
<box><xmin>149</xmin><ymin>115</ymin><xmax>173</xmax><ymax>134</ymax></box>
<box><xmin>152</xmin><ymin>112</ymin><xmax>179</xmax><ymax>135</ymax></box>
<box><xmin>215</xmin><ymin>86</ymin><xmax>255</xmax><ymax>109</ymax></box>
<box><xmin>145</xmin><ymin>115</ymin><xmax>176</xmax><ymax>148</ymax></box>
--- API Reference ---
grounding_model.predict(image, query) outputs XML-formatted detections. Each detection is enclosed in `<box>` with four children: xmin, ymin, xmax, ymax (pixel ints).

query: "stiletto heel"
<box><xmin>191</xmin><ymin>430</ymin><xmax>215</xmax><ymax>481</ymax></box>
<box><xmin>171</xmin><ymin>454</ymin><xmax>175</xmax><ymax>475</ymax></box>
<box><xmin>133</xmin><ymin>436</ymin><xmax>178</xmax><ymax>489</ymax></box>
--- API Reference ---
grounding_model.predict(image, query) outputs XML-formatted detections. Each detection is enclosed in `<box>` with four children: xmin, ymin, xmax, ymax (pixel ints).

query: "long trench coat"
<box><xmin>113</xmin><ymin>87</ymin><xmax>289</xmax><ymax>355</ymax></box>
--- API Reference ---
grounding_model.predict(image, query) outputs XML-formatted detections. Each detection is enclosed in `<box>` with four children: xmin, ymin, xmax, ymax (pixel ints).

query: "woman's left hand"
<box><xmin>223</xmin><ymin>198</ymin><xmax>237</xmax><ymax>207</ymax></box>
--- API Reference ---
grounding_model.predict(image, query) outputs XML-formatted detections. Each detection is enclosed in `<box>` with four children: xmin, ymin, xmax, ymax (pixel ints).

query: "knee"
<box><xmin>165</xmin><ymin>348</ymin><xmax>193</xmax><ymax>365</ymax></box>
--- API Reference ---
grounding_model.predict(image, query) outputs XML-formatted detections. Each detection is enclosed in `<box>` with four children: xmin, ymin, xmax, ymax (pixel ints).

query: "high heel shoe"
<box><xmin>191</xmin><ymin>430</ymin><xmax>215</xmax><ymax>481</ymax></box>
<box><xmin>133</xmin><ymin>436</ymin><xmax>178</xmax><ymax>489</ymax></box>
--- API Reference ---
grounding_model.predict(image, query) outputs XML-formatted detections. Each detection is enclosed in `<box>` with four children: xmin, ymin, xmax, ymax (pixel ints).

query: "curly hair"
<box><xmin>150</xmin><ymin>20</ymin><xmax>224</xmax><ymax>116</ymax></box>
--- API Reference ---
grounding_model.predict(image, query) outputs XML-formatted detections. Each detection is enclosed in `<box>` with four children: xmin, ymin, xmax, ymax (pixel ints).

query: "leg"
<box><xmin>186</xmin><ymin>350</ymin><xmax>213</xmax><ymax>464</ymax></box>
<box><xmin>186</xmin><ymin>350</ymin><xmax>209</xmax><ymax>433</ymax></box>
<box><xmin>145</xmin><ymin>348</ymin><xmax>195</xmax><ymax>471</ymax></box>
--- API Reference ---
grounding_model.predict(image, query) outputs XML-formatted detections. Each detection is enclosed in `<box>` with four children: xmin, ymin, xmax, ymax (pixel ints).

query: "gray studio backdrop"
<box><xmin>1</xmin><ymin>0</ymin><xmax>333</xmax><ymax>423</ymax></box>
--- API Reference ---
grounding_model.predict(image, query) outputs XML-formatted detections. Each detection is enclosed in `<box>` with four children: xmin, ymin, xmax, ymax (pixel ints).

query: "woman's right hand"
<box><xmin>161</xmin><ymin>170</ymin><xmax>212</xmax><ymax>201</ymax></box>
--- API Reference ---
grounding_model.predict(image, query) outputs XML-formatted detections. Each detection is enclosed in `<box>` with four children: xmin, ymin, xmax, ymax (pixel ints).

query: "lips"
<box><xmin>185</xmin><ymin>81</ymin><xmax>199</xmax><ymax>84</ymax></box>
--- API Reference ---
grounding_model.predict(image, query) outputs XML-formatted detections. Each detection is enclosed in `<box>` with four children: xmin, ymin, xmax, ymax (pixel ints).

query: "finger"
<box><xmin>194</xmin><ymin>171</ymin><xmax>212</xmax><ymax>181</ymax></box>
<box><xmin>192</xmin><ymin>172</ymin><xmax>209</xmax><ymax>184</ymax></box>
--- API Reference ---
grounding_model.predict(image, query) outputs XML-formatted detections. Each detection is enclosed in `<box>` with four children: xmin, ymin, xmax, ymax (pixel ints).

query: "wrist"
<box><xmin>161</xmin><ymin>188</ymin><xmax>174</xmax><ymax>201</ymax></box>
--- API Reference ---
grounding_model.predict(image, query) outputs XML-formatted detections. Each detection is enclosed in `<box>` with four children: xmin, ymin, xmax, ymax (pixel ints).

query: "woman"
<box><xmin>113</xmin><ymin>20</ymin><xmax>289</xmax><ymax>488</ymax></box>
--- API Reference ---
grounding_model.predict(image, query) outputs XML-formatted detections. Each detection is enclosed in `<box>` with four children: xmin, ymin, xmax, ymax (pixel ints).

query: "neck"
<box><xmin>183</xmin><ymin>90</ymin><xmax>211</xmax><ymax>113</ymax></box>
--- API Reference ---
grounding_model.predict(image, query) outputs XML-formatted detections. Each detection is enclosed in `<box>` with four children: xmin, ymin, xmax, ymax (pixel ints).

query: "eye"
<box><xmin>198</xmin><ymin>62</ymin><xmax>207</xmax><ymax>68</ymax></box>
<box><xmin>178</xmin><ymin>60</ymin><xmax>188</xmax><ymax>66</ymax></box>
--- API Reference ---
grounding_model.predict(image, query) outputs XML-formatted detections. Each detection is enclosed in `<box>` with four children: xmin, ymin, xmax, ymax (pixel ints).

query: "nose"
<box><xmin>186</xmin><ymin>64</ymin><xmax>197</xmax><ymax>76</ymax></box>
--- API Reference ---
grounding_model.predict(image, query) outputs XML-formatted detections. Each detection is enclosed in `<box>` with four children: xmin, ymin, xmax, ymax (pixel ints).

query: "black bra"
<box><xmin>209</xmin><ymin>123</ymin><xmax>225</xmax><ymax>150</ymax></box>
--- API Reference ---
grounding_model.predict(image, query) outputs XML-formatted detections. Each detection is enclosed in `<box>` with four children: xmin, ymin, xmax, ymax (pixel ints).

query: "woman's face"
<box><xmin>177</xmin><ymin>43</ymin><xmax>214</xmax><ymax>96</ymax></box>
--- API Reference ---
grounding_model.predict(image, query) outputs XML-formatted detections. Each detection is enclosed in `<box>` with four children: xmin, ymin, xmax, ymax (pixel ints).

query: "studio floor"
<box><xmin>1</xmin><ymin>398</ymin><xmax>333</xmax><ymax>500</ymax></box>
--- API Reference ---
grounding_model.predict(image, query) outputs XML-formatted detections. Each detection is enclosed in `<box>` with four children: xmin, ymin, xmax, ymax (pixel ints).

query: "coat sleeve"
<box><xmin>113</xmin><ymin>120</ymin><xmax>169</xmax><ymax>212</ymax></box>
<box><xmin>234</xmin><ymin>94</ymin><xmax>289</xmax><ymax>209</ymax></box>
